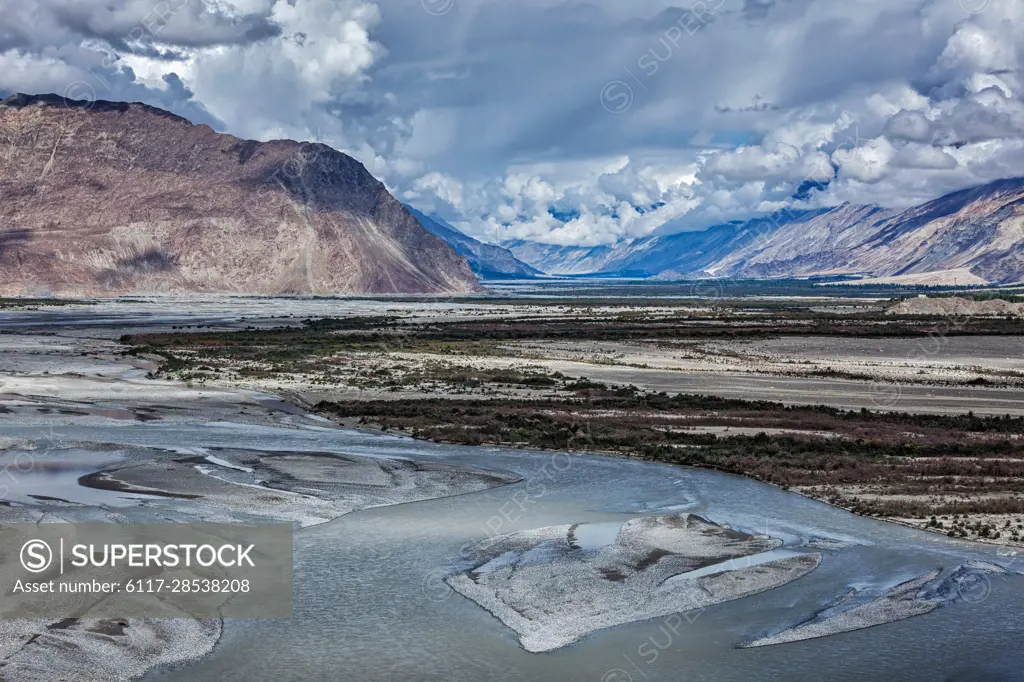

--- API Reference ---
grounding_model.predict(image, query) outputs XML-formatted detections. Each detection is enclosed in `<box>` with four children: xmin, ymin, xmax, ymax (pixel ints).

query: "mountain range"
<box><xmin>3</xmin><ymin>93</ymin><xmax>1022</xmax><ymax>294</ymax></box>
<box><xmin>499</xmin><ymin>240</ymin><xmax>617</xmax><ymax>277</ymax></box>
<box><xmin>502</xmin><ymin>177</ymin><xmax>1024</xmax><ymax>285</ymax></box>
<box><xmin>0</xmin><ymin>94</ymin><xmax>479</xmax><ymax>296</ymax></box>
<box><xmin>404</xmin><ymin>207</ymin><xmax>541</xmax><ymax>279</ymax></box>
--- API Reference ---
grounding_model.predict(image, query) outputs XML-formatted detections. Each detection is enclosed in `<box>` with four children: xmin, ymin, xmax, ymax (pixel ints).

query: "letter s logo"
<box><xmin>20</xmin><ymin>540</ymin><xmax>53</xmax><ymax>573</ymax></box>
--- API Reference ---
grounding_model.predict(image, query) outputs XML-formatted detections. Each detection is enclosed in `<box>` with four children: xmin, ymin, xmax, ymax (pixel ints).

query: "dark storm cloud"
<box><xmin>43</xmin><ymin>0</ymin><xmax>278</xmax><ymax>49</ymax></box>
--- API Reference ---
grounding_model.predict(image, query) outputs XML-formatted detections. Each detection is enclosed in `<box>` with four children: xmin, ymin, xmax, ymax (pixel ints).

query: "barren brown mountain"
<box><xmin>0</xmin><ymin>93</ymin><xmax>480</xmax><ymax>296</ymax></box>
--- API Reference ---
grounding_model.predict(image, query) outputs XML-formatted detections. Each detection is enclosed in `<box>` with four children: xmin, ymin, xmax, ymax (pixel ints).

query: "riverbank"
<box><xmin>315</xmin><ymin>391</ymin><xmax>1024</xmax><ymax>547</ymax></box>
<box><xmin>0</xmin><ymin>325</ymin><xmax>524</xmax><ymax>681</ymax></box>
<box><xmin>4</xmin><ymin>293</ymin><xmax>1024</xmax><ymax>680</ymax></box>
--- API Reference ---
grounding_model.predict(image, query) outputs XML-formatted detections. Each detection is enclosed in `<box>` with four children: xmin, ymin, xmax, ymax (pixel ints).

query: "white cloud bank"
<box><xmin>2</xmin><ymin>0</ymin><xmax>1024</xmax><ymax>245</ymax></box>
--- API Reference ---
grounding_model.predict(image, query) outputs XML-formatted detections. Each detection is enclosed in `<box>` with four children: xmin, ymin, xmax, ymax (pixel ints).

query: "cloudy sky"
<box><xmin>2</xmin><ymin>0</ymin><xmax>1023</xmax><ymax>245</ymax></box>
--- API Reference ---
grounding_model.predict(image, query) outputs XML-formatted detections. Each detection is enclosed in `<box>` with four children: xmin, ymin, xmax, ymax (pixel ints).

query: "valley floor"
<box><xmin>103</xmin><ymin>293</ymin><xmax>1024</xmax><ymax>546</ymax></box>
<box><xmin>1</xmin><ymin>292</ymin><xmax>1023</xmax><ymax>679</ymax></box>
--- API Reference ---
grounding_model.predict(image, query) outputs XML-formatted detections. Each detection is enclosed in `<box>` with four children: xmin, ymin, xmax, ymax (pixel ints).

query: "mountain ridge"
<box><xmin>0</xmin><ymin>94</ymin><xmax>480</xmax><ymax>296</ymax></box>
<box><xmin>504</xmin><ymin>177</ymin><xmax>1024</xmax><ymax>284</ymax></box>
<box><xmin>501</xmin><ymin>240</ymin><xmax>619</xmax><ymax>276</ymax></box>
<box><xmin>405</xmin><ymin>207</ymin><xmax>541</xmax><ymax>280</ymax></box>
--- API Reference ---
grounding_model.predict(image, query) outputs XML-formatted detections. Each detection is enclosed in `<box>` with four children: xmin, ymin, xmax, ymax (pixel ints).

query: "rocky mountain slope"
<box><xmin>405</xmin><ymin>207</ymin><xmax>541</xmax><ymax>279</ymax></box>
<box><xmin>0</xmin><ymin>94</ymin><xmax>479</xmax><ymax>296</ymax></box>
<box><xmin>502</xmin><ymin>240</ymin><xmax>618</xmax><ymax>276</ymax></box>
<box><xmin>508</xmin><ymin>177</ymin><xmax>1024</xmax><ymax>284</ymax></box>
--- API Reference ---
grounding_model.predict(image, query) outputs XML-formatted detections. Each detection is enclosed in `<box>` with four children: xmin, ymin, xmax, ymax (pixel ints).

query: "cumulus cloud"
<box><xmin>406</xmin><ymin>171</ymin><xmax>465</xmax><ymax>213</ymax></box>
<box><xmin>0</xmin><ymin>0</ymin><xmax>384</xmax><ymax>139</ymax></box>
<box><xmin>3</xmin><ymin>0</ymin><xmax>1024</xmax><ymax>245</ymax></box>
<box><xmin>884</xmin><ymin>110</ymin><xmax>932</xmax><ymax>143</ymax></box>
<box><xmin>942</xmin><ymin>88</ymin><xmax>1024</xmax><ymax>144</ymax></box>
<box><xmin>833</xmin><ymin>137</ymin><xmax>896</xmax><ymax>184</ymax></box>
<box><xmin>892</xmin><ymin>144</ymin><xmax>959</xmax><ymax>170</ymax></box>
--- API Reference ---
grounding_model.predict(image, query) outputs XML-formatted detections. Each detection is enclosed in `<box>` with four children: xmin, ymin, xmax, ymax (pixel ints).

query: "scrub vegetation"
<box><xmin>122</xmin><ymin>299</ymin><xmax>1024</xmax><ymax>545</ymax></box>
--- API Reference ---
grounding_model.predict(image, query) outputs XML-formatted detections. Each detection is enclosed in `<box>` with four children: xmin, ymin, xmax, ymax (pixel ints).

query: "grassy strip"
<box><xmin>0</xmin><ymin>298</ymin><xmax>94</xmax><ymax>309</ymax></box>
<box><xmin>122</xmin><ymin>310</ymin><xmax>1024</xmax><ymax>368</ymax></box>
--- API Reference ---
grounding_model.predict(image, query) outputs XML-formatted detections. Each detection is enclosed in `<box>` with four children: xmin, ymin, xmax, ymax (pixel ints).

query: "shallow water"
<box><xmin>572</xmin><ymin>521</ymin><xmax>625</xmax><ymax>550</ymax></box>
<box><xmin>5</xmin><ymin>420</ymin><xmax>1014</xmax><ymax>682</ymax></box>
<box><xmin>0</xmin><ymin>448</ymin><xmax>150</xmax><ymax>506</ymax></box>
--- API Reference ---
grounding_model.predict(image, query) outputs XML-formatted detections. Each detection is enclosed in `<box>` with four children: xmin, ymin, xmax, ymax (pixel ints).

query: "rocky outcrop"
<box><xmin>0</xmin><ymin>94</ymin><xmax>480</xmax><ymax>296</ymax></box>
